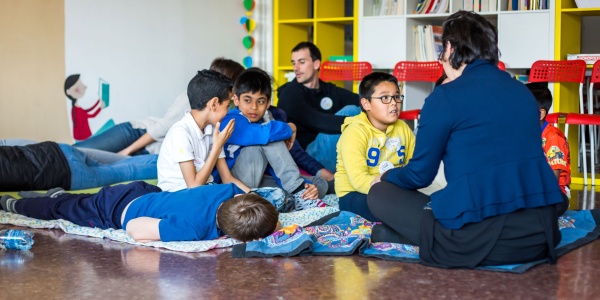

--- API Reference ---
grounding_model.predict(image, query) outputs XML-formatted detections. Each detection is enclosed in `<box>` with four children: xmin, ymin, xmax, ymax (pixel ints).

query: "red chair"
<box><xmin>498</xmin><ymin>60</ymin><xmax>506</xmax><ymax>71</ymax></box>
<box><xmin>529</xmin><ymin>60</ymin><xmax>587</xmax><ymax>113</ymax></box>
<box><xmin>564</xmin><ymin>113</ymin><xmax>600</xmax><ymax>185</ymax></box>
<box><xmin>392</xmin><ymin>61</ymin><xmax>444</xmax><ymax>127</ymax></box>
<box><xmin>589</xmin><ymin>60</ymin><xmax>600</xmax><ymax>114</ymax></box>
<box><xmin>530</xmin><ymin>60</ymin><xmax>587</xmax><ymax>179</ymax></box>
<box><xmin>545</xmin><ymin>112</ymin><xmax>567</xmax><ymax>127</ymax></box>
<box><xmin>319</xmin><ymin>61</ymin><xmax>372</xmax><ymax>82</ymax></box>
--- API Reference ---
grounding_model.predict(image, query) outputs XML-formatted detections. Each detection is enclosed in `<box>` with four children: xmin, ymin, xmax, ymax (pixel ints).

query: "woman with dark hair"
<box><xmin>367</xmin><ymin>11</ymin><xmax>564</xmax><ymax>269</ymax></box>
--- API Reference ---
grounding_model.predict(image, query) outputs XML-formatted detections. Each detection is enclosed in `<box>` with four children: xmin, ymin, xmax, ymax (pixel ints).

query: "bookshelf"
<box><xmin>273</xmin><ymin>0</ymin><xmax>358</xmax><ymax>105</ymax></box>
<box><xmin>555</xmin><ymin>0</ymin><xmax>600</xmax><ymax>186</ymax></box>
<box><xmin>358</xmin><ymin>0</ymin><xmax>554</xmax><ymax>111</ymax></box>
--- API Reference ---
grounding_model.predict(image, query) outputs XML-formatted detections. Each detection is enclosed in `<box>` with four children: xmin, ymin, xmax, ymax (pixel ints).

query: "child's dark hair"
<box><xmin>292</xmin><ymin>41</ymin><xmax>322</xmax><ymax>62</ymax></box>
<box><xmin>526</xmin><ymin>82</ymin><xmax>553</xmax><ymax>114</ymax></box>
<box><xmin>234</xmin><ymin>67</ymin><xmax>273</xmax><ymax>100</ymax></box>
<box><xmin>358</xmin><ymin>72</ymin><xmax>400</xmax><ymax>112</ymax></box>
<box><xmin>216</xmin><ymin>193</ymin><xmax>279</xmax><ymax>242</ymax></box>
<box><xmin>64</xmin><ymin>74</ymin><xmax>80</xmax><ymax>105</ymax></box>
<box><xmin>441</xmin><ymin>11</ymin><xmax>499</xmax><ymax>69</ymax></box>
<box><xmin>187</xmin><ymin>69</ymin><xmax>233</xmax><ymax>110</ymax></box>
<box><xmin>209</xmin><ymin>57</ymin><xmax>245</xmax><ymax>82</ymax></box>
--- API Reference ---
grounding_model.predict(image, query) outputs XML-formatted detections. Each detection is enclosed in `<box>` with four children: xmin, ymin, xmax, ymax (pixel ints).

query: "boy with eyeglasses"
<box><xmin>334</xmin><ymin>72</ymin><xmax>415</xmax><ymax>221</ymax></box>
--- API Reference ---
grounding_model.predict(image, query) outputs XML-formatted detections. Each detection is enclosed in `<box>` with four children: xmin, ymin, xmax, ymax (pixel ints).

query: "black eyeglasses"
<box><xmin>369</xmin><ymin>95</ymin><xmax>404</xmax><ymax>104</ymax></box>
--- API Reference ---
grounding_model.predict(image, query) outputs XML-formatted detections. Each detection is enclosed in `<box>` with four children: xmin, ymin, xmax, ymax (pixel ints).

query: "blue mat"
<box><xmin>233</xmin><ymin>210</ymin><xmax>600</xmax><ymax>273</ymax></box>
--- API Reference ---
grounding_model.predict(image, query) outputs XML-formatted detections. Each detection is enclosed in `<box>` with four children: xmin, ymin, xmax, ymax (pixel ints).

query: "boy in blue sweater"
<box><xmin>219</xmin><ymin>68</ymin><xmax>329</xmax><ymax>210</ymax></box>
<box><xmin>1</xmin><ymin>182</ymin><xmax>280</xmax><ymax>243</ymax></box>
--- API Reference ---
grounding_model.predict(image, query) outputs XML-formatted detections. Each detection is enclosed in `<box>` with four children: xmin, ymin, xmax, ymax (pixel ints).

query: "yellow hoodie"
<box><xmin>335</xmin><ymin>112</ymin><xmax>415</xmax><ymax>197</ymax></box>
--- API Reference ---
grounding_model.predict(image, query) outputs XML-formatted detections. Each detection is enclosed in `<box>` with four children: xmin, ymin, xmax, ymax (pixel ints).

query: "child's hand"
<box><xmin>213</xmin><ymin>119</ymin><xmax>235</xmax><ymax>149</ymax></box>
<box><xmin>370</xmin><ymin>174</ymin><xmax>382</xmax><ymax>187</ymax></box>
<box><xmin>285</xmin><ymin>122</ymin><xmax>297</xmax><ymax>150</ymax></box>
<box><xmin>301</xmin><ymin>183</ymin><xmax>319</xmax><ymax>200</ymax></box>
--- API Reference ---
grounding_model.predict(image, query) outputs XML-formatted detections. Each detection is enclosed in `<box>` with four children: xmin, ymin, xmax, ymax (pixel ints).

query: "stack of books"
<box><xmin>463</xmin><ymin>0</ymin><xmax>498</xmax><ymax>12</ymax></box>
<box><xmin>506</xmin><ymin>0</ymin><xmax>549</xmax><ymax>10</ymax></box>
<box><xmin>413</xmin><ymin>0</ymin><xmax>449</xmax><ymax>14</ymax></box>
<box><xmin>372</xmin><ymin>0</ymin><xmax>404</xmax><ymax>16</ymax></box>
<box><xmin>414</xmin><ymin>25</ymin><xmax>443</xmax><ymax>62</ymax></box>
<box><xmin>567</xmin><ymin>54</ymin><xmax>600</xmax><ymax>65</ymax></box>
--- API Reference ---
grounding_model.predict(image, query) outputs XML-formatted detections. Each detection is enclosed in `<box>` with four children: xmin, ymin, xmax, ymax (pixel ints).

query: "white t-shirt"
<box><xmin>157</xmin><ymin>112</ymin><xmax>225</xmax><ymax>192</ymax></box>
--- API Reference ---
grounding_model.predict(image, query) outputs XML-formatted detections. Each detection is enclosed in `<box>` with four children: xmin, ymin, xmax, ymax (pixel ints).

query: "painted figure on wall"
<box><xmin>64</xmin><ymin>74</ymin><xmax>111</xmax><ymax>141</ymax></box>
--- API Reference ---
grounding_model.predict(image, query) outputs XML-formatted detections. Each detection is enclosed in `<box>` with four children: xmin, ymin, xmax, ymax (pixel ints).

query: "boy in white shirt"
<box><xmin>157</xmin><ymin>70</ymin><xmax>249</xmax><ymax>192</ymax></box>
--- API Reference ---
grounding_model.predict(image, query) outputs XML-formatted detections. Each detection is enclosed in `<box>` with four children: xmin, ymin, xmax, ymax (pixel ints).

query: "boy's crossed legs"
<box><xmin>231</xmin><ymin>141</ymin><xmax>328</xmax><ymax>210</ymax></box>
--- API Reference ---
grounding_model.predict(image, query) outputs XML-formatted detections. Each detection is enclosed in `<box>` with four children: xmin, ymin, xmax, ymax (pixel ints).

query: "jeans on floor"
<box><xmin>306</xmin><ymin>105</ymin><xmax>361</xmax><ymax>172</ymax></box>
<box><xmin>59</xmin><ymin>144</ymin><xmax>158</xmax><ymax>190</ymax></box>
<box><xmin>0</xmin><ymin>139</ymin><xmax>37</xmax><ymax>146</ymax></box>
<box><xmin>73</xmin><ymin>122</ymin><xmax>148</xmax><ymax>155</ymax></box>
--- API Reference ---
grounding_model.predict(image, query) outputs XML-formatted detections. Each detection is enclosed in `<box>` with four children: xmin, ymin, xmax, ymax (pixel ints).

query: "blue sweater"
<box><xmin>382</xmin><ymin>60</ymin><xmax>564</xmax><ymax>229</ymax></box>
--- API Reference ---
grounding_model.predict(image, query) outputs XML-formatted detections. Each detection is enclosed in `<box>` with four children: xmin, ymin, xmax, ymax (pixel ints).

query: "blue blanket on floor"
<box><xmin>232</xmin><ymin>210</ymin><xmax>600</xmax><ymax>273</ymax></box>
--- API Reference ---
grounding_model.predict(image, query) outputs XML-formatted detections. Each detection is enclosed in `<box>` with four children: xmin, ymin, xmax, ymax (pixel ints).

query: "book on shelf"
<box><xmin>464</xmin><ymin>0</ymin><xmax>473</xmax><ymax>11</ymax></box>
<box><xmin>463</xmin><ymin>0</ymin><xmax>497</xmax><ymax>12</ymax></box>
<box><xmin>414</xmin><ymin>25</ymin><xmax>443</xmax><ymax>62</ymax></box>
<box><xmin>567</xmin><ymin>54</ymin><xmax>600</xmax><ymax>65</ymax></box>
<box><xmin>373</xmin><ymin>0</ymin><xmax>404</xmax><ymax>16</ymax></box>
<box><xmin>507</xmin><ymin>0</ymin><xmax>547</xmax><ymax>11</ymax></box>
<box><xmin>414</xmin><ymin>0</ymin><xmax>448</xmax><ymax>14</ymax></box>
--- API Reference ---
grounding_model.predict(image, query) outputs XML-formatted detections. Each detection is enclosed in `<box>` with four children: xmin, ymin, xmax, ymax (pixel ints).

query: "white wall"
<box><xmin>64</xmin><ymin>0</ymin><xmax>247</xmax><ymax>134</ymax></box>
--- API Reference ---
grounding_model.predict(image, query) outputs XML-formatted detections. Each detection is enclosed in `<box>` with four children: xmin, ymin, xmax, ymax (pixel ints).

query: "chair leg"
<box><xmin>590</xmin><ymin>124</ymin><xmax>597</xmax><ymax>185</ymax></box>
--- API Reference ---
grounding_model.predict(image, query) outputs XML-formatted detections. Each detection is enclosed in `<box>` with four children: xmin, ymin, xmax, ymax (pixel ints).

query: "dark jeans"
<box><xmin>339</xmin><ymin>192</ymin><xmax>379</xmax><ymax>222</ymax></box>
<box><xmin>74</xmin><ymin>122</ymin><xmax>148</xmax><ymax>155</ymax></box>
<box><xmin>14</xmin><ymin>181</ymin><xmax>161</xmax><ymax>229</ymax></box>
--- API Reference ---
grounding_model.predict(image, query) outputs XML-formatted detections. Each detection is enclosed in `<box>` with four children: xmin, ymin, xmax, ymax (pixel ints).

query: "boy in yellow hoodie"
<box><xmin>334</xmin><ymin>72</ymin><xmax>415</xmax><ymax>221</ymax></box>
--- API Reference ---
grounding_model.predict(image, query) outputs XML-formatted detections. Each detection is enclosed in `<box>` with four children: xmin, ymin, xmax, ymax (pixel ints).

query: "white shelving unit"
<box><xmin>358</xmin><ymin>0</ymin><xmax>555</xmax><ymax>110</ymax></box>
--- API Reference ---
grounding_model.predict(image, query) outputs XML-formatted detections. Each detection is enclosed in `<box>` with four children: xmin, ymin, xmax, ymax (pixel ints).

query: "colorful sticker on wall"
<box><xmin>240</xmin><ymin>0</ymin><xmax>255</xmax><ymax>68</ymax></box>
<box><xmin>64</xmin><ymin>74</ymin><xmax>114</xmax><ymax>141</ymax></box>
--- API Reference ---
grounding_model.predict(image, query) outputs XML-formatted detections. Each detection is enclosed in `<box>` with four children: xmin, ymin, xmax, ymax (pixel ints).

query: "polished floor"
<box><xmin>2</xmin><ymin>186</ymin><xmax>600</xmax><ymax>299</ymax></box>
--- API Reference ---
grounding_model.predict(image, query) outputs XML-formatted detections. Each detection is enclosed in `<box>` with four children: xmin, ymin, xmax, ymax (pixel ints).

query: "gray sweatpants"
<box><xmin>231</xmin><ymin>141</ymin><xmax>327</xmax><ymax>197</ymax></box>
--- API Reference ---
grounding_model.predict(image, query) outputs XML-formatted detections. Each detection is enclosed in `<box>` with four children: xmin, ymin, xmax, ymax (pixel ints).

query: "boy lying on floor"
<box><xmin>0</xmin><ymin>181</ymin><xmax>281</xmax><ymax>243</ymax></box>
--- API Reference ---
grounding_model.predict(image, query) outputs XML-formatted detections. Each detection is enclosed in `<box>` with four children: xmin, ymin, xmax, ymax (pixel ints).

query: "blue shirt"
<box><xmin>383</xmin><ymin>60</ymin><xmax>563</xmax><ymax>229</ymax></box>
<box><xmin>122</xmin><ymin>183</ymin><xmax>244</xmax><ymax>242</ymax></box>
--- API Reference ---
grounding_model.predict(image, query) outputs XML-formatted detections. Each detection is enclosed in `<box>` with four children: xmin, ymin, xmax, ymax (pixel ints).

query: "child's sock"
<box><xmin>0</xmin><ymin>195</ymin><xmax>17</xmax><ymax>213</ymax></box>
<box><xmin>292</xmin><ymin>189</ymin><xmax>328</xmax><ymax>211</ymax></box>
<box><xmin>18</xmin><ymin>187</ymin><xmax>65</xmax><ymax>199</ymax></box>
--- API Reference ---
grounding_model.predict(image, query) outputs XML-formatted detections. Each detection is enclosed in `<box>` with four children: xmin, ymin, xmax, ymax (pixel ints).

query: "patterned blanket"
<box><xmin>233</xmin><ymin>210</ymin><xmax>600</xmax><ymax>273</ymax></box>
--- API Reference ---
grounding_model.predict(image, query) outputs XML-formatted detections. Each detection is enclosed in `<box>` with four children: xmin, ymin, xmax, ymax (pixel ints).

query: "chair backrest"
<box><xmin>392</xmin><ymin>61</ymin><xmax>443</xmax><ymax>82</ymax></box>
<box><xmin>319</xmin><ymin>61</ymin><xmax>372</xmax><ymax>81</ymax></box>
<box><xmin>565</xmin><ymin>113</ymin><xmax>600</xmax><ymax>126</ymax></box>
<box><xmin>591</xmin><ymin>60</ymin><xmax>600</xmax><ymax>84</ymax></box>
<box><xmin>497</xmin><ymin>60</ymin><xmax>506</xmax><ymax>71</ymax></box>
<box><xmin>545</xmin><ymin>112</ymin><xmax>567</xmax><ymax>126</ymax></box>
<box><xmin>529</xmin><ymin>60</ymin><xmax>586</xmax><ymax>84</ymax></box>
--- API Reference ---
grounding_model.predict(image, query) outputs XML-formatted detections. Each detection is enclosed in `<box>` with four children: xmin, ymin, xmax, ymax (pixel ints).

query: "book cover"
<box><xmin>415</xmin><ymin>0</ymin><xmax>427</xmax><ymax>14</ymax></box>
<box><xmin>424</xmin><ymin>25</ymin><xmax>435</xmax><ymax>61</ymax></box>
<box><xmin>432</xmin><ymin>25</ymin><xmax>443</xmax><ymax>59</ymax></box>
<box><xmin>436</xmin><ymin>0</ymin><xmax>449</xmax><ymax>13</ymax></box>
<box><xmin>98</xmin><ymin>78</ymin><xmax>110</xmax><ymax>108</ymax></box>
<box><xmin>425</xmin><ymin>0</ymin><xmax>438</xmax><ymax>14</ymax></box>
<box><xmin>396</xmin><ymin>0</ymin><xmax>404</xmax><ymax>15</ymax></box>
<box><xmin>488</xmin><ymin>0</ymin><xmax>498</xmax><ymax>11</ymax></box>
